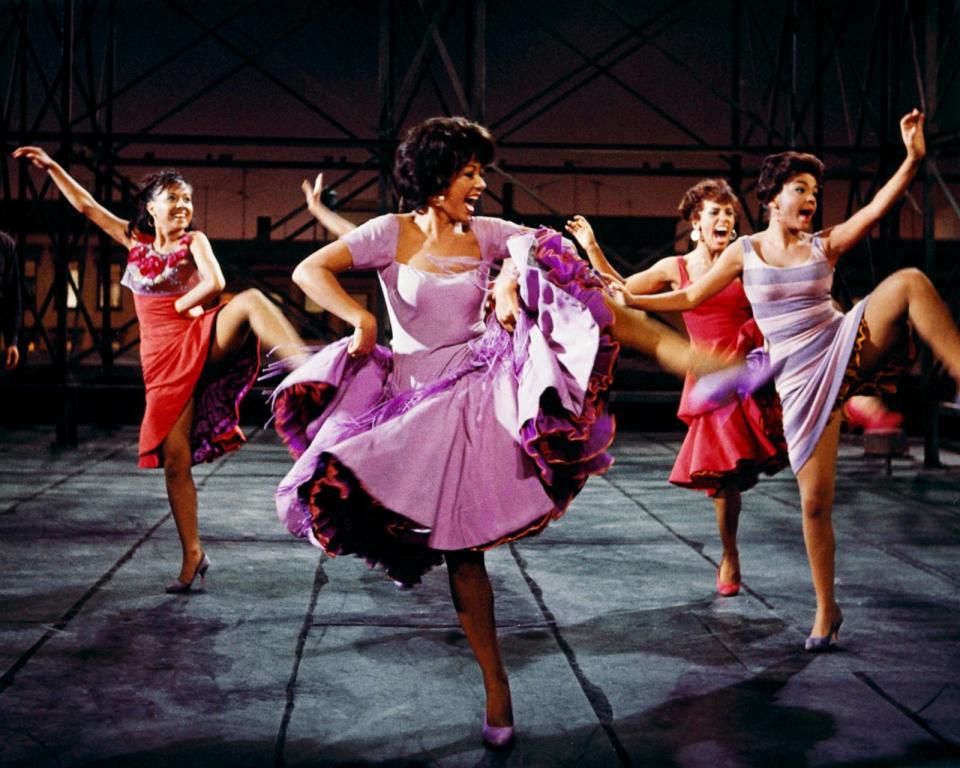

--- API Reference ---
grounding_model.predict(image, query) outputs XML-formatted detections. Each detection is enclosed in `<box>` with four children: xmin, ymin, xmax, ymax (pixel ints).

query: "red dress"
<box><xmin>123</xmin><ymin>232</ymin><xmax>260</xmax><ymax>469</ymax></box>
<box><xmin>668</xmin><ymin>257</ymin><xmax>787</xmax><ymax>495</ymax></box>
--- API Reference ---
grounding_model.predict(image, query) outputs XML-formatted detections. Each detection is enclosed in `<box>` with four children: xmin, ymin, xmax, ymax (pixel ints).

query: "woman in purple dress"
<box><xmin>274</xmin><ymin>117</ymin><xmax>622</xmax><ymax>747</ymax></box>
<box><xmin>611</xmin><ymin>110</ymin><xmax>960</xmax><ymax>651</ymax></box>
<box><xmin>272</xmin><ymin>116</ymin><xmax>733</xmax><ymax>746</ymax></box>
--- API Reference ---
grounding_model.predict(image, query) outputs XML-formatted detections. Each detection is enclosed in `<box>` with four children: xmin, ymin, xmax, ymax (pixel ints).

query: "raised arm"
<box><xmin>302</xmin><ymin>173</ymin><xmax>357</xmax><ymax>239</ymax></box>
<box><xmin>565</xmin><ymin>214</ymin><xmax>625</xmax><ymax>282</ymax></box>
<box><xmin>292</xmin><ymin>239</ymin><xmax>376</xmax><ymax>356</ymax></box>
<box><xmin>173</xmin><ymin>232</ymin><xmax>226</xmax><ymax>315</ymax></box>
<box><xmin>620</xmin><ymin>241</ymin><xmax>743</xmax><ymax>312</ymax></box>
<box><xmin>823</xmin><ymin>110</ymin><xmax>925</xmax><ymax>262</ymax></box>
<box><xmin>12</xmin><ymin>146</ymin><xmax>132</xmax><ymax>247</ymax></box>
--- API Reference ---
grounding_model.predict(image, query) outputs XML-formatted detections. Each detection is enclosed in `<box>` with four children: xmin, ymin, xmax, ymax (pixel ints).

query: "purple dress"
<box><xmin>272</xmin><ymin>215</ymin><xmax>618</xmax><ymax>586</ymax></box>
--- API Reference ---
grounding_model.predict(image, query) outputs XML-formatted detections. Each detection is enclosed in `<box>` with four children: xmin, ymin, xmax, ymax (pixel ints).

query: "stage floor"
<box><xmin>1</xmin><ymin>425</ymin><xmax>959</xmax><ymax>767</ymax></box>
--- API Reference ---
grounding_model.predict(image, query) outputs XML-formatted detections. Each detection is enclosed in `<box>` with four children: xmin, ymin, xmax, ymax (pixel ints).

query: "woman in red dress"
<box><xmin>14</xmin><ymin>146</ymin><xmax>306</xmax><ymax>593</ymax></box>
<box><xmin>566</xmin><ymin>179</ymin><xmax>787</xmax><ymax>595</ymax></box>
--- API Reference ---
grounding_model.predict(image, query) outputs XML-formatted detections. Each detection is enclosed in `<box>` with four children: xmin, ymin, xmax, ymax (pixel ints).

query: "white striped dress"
<box><xmin>740</xmin><ymin>235</ymin><xmax>867</xmax><ymax>472</ymax></box>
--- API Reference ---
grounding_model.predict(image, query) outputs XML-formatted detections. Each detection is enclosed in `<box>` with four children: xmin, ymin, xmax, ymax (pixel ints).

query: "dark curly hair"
<box><xmin>756</xmin><ymin>151</ymin><xmax>824</xmax><ymax>207</ymax></box>
<box><xmin>392</xmin><ymin>116</ymin><xmax>495</xmax><ymax>213</ymax></box>
<box><xmin>677</xmin><ymin>178</ymin><xmax>742</xmax><ymax>224</ymax></box>
<box><xmin>126</xmin><ymin>169</ymin><xmax>193</xmax><ymax>237</ymax></box>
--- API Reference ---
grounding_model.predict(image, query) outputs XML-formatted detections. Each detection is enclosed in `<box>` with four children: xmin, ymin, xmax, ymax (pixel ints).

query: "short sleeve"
<box><xmin>341</xmin><ymin>214</ymin><xmax>399</xmax><ymax>271</ymax></box>
<box><xmin>469</xmin><ymin>216</ymin><xmax>527</xmax><ymax>263</ymax></box>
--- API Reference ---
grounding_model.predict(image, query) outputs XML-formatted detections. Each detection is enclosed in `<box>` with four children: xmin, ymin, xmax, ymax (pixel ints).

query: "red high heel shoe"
<box><xmin>715</xmin><ymin>558</ymin><xmax>741</xmax><ymax>597</ymax></box>
<box><xmin>842</xmin><ymin>399</ymin><xmax>903</xmax><ymax>434</ymax></box>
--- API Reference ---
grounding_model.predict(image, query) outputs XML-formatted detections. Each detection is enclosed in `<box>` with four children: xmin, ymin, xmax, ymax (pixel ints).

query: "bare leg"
<box><xmin>859</xmin><ymin>268</ymin><xmax>960</xmax><ymax>380</ymax></box>
<box><xmin>606</xmin><ymin>300</ymin><xmax>733</xmax><ymax>379</ymax></box>
<box><xmin>445</xmin><ymin>550</ymin><xmax>513</xmax><ymax>728</ymax></box>
<box><xmin>715</xmin><ymin>485</ymin><xmax>742</xmax><ymax>585</ymax></box>
<box><xmin>795</xmin><ymin>409</ymin><xmax>843</xmax><ymax>639</ymax></box>
<box><xmin>208</xmin><ymin>288</ymin><xmax>305</xmax><ymax>368</ymax></box>
<box><xmin>160</xmin><ymin>400</ymin><xmax>205</xmax><ymax>584</ymax></box>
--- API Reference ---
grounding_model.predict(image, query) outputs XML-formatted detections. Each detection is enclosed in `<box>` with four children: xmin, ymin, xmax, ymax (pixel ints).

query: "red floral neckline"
<box><xmin>127</xmin><ymin>232</ymin><xmax>194</xmax><ymax>284</ymax></box>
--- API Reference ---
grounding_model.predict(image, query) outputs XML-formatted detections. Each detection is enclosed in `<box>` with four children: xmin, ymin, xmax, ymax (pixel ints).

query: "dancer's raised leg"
<box><xmin>859</xmin><ymin>268</ymin><xmax>960</xmax><ymax>381</ymax></box>
<box><xmin>210</xmin><ymin>288</ymin><xmax>305</xmax><ymax>367</ymax></box>
<box><xmin>607</xmin><ymin>300</ymin><xmax>733</xmax><ymax>379</ymax></box>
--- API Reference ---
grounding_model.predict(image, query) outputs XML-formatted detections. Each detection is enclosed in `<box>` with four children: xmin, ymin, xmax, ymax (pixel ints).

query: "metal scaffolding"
<box><xmin>1</xmin><ymin>0</ymin><xmax>958</xmax><ymax>452</ymax></box>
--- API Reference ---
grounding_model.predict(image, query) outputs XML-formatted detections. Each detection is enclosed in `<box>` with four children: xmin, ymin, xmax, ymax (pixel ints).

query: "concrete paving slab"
<box><xmin>1</xmin><ymin>426</ymin><xmax>960</xmax><ymax>766</ymax></box>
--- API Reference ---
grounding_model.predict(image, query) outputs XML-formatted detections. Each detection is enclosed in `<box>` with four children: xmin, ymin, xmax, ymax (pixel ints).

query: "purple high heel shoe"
<box><xmin>482</xmin><ymin>716</ymin><xmax>515</xmax><ymax>749</ymax></box>
<box><xmin>165</xmin><ymin>552</ymin><xmax>210</xmax><ymax>594</ymax></box>
<box><xmin>805</xmin><ymin>608</ymin><xmax>843</xmax><ymax>652</ymax></box>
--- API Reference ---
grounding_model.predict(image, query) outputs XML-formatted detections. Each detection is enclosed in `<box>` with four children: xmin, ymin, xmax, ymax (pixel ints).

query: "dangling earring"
<box><xmin>431</xmin><ymin>194</ymin><xmax>445</xmax><ymax>207</ymax></box>
<box><xmin>730</xmin><ymin>228</ymin><xmax>737</xmax><ymax>239</ymax></box>
<box><xmin>689</xmin><ymin>227</ymin><xmax>700</xmax><ymax>242</ymax></box>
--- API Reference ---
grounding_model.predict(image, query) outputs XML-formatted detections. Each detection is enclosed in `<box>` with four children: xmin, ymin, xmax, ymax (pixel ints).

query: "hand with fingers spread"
<box><xmin>302</xmin><ymin>173</ymin><xmax>325</xmax><ymax>217</ymax></box>
<box><xmin>301</xmin><ymin>173</ymin><xmax>357</xmax><ymax>238</ymax></box>
<box><xmin>564</xmin><ymin>214</ymin><xmax>598</xmax><ymax>252</ymax></box>
<box><xmin>564</xmin><ymin>213</ymin><xmax>625</xmax><ymax>285</ymax></box>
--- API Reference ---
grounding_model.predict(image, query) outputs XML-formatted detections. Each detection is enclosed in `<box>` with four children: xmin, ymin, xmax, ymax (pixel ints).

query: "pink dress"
<box><xmin>669</xmin><ymin>257</ymin><xmax>787</xmax><ymax>495</ymax></box>
<box><xmin>123</xmin><ymin>232</ymin><xmax>260</xmax><ymax>469</ymax></box>
<box><xmin>272</xmin><ymin>217</ymin><xmax>618</xmax><ymax>586</ymax></box>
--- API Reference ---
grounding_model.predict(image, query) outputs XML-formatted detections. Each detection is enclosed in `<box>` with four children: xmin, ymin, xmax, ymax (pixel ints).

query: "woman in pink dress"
<box><xmin>566</xmin><ymin>180</ymin><xmax>787</xmax><ymax>597</ymax></box>
<box><xmin>13</xmin><ymin>146</ymin><xmax>306</xmax><ymax>593</ymax></box>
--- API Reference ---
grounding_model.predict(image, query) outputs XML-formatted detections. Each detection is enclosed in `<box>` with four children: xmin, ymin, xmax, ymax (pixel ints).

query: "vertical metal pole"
<box><xmin>99</xmin><ymin>0</ymin><xmax>116</xmax><ymax>373</ymax></box>
<box><xmin>730</xmin><ymin>0</ymin><xmax>743</xmax><ymax>201</ymax></box>
<box><xmin>877</xmin><ymin>3</ymin><xmax>894</xmax><ymax>277</ymax></box>
<box><xmin>812</xmin><ymin>0</ymin><xmax>825</xmax><ymax>233</ymax></box>
<box><xmin>467</xmin><ymin>0</ymin><xmax>486</xmax><ymax>123</ymax></box>
<box><xmin>16</xmin><ymin>0</ymin><xmax>28</xmax><ymax>251</ymax></box>
<box><xmin>12</xmin><ymin>0</ymin><xmax>29</xmax><ymax>373</ymax></box>
<box><xmin>56</xmin><ymin>0</ymin><xmax>76</xmax><ymax>446</ymax></box>
<box><xmin>374</xmin><ymin>0</ymin><xmax>392</xmax><ymax>342</ymax></box>
<box><xmin>377</xmin><ymin>0</ymin><xmax>393</xmax><ymax>215</ymax></box>
<box><xmin>813</xmin><ymin>0</ymin><xmax>824</xmax><ymax>151</ymax></box>
<box><xmin>922</xmin><ymin>0</ymin><xmax>940</xmax><ymax>467</ymax></box>
<box><xmin>787</xmin><ymin>0</ymin><xmax>798</xmax><ymax>147</ymax></box>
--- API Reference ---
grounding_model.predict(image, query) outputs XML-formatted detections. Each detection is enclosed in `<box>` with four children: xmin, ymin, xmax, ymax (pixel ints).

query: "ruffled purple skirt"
<box><xmin>272</xmin><ymin>229</ymin><xmax>619</xmax><ymax>586</ymax></box>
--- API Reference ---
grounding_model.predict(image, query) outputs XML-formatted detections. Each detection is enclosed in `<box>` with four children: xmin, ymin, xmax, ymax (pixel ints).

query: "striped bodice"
<box><xmin>741</xmin><ymin>236</ymin><xmax>842</xmax><ymax>394</ymax></box>
<box><xmin>740</xmin><ymin>235</ymin><xmax>865</xmax><ymax>472</ymax></box>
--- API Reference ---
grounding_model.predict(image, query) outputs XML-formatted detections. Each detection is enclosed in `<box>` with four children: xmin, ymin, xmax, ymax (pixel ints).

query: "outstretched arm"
<box><xmin>292</xmin><ymin>239</ymin><xmax>376</xmax><ymax>356</ymax></box>
<box><xmin>302</xmin><ymin>173</ymin><xmax>357</xmax><ymax>238</ymax></box>
<box><xmin>823</xmin><ymin>110</ymin><xmax>925</xmax><ymax>262</ymax></box>
<box><xmin>565</xmin><ymin>215</ymin><xmax>625</xmax><ymax>282</ymax></box>
<box><xmin>12</xmin><ymin>146</ymin><xmax>132</xmax><ymax>247</ymax></box>
<box><xmin>622</xmin><ymin>256</ymin><xmax>682</xmax><ymax>296</ymax></box>
<box><xmin>618</xmin><ymin>241</ymin><xmax>743</xmax><ymax>312</ymax></box>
